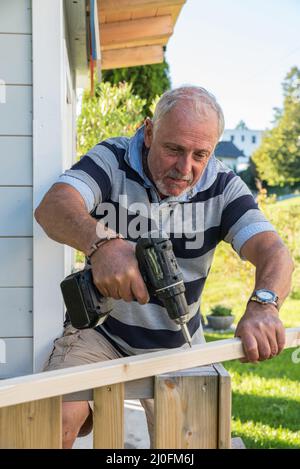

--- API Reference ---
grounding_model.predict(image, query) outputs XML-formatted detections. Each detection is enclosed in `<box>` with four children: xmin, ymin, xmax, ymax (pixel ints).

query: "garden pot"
<box><xmin>206</xmin><ymin>315</ymin><xmax>235</xmax><ymax>331</ymax></box>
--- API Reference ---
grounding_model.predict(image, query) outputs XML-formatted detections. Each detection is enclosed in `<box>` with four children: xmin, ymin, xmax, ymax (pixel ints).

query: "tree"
<box><xmin>102</xmin><ymin>58</ymin><xmax>171</xmax><ymax>116</ymax></box>
<box><xmin>77</xmin><ymin>82</ymin><xmax>146</xmax><ymax>156</ymax></box>
<box><xmin>252</xmin><ymin>67</ymin><xmax>300</xmax><ymax>186</ymax></box>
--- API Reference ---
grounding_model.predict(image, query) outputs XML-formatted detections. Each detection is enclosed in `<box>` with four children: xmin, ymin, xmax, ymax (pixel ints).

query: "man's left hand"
<box><xmin>234</xmin><ymin>303</ymin><xmax>286</xmax><ymax>363</ymax></box>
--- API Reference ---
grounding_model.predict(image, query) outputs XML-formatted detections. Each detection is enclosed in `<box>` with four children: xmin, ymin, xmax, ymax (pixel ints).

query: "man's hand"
<box><xmin>90</xmin><ymin>239</ymin><xmax>150</xmax><ymax>305</ymax></box>
<box><xmin>235</xmin><ymin>302</ymin><xmax>286</xmax><ymax>363</ymax></box>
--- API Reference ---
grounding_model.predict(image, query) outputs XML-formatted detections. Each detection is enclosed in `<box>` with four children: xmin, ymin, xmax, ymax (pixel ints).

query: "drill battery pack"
<box><xmin>60</xmin><ymin>269</ymin><xmax>111</xmax><ymax>329</ymax></box>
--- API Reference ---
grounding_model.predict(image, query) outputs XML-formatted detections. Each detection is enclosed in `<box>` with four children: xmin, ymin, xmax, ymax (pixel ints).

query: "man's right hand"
<box><xmin>90</xmin><ymin>239</ymin><xmax>150</xmax><ymax>304</ymax></box>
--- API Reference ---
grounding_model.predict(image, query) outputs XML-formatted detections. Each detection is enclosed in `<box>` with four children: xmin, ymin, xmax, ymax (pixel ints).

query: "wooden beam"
<box><xmin>101</xmin><ymin>35</ymin><xmax>169</xmax><ymax>52</ymax></box>
<box><xmin>154</xmin><ymin>367</ymin><xmax>218</xmax><ymax>448</ymax></box>
<box><xmin>101</xmin><ymin>45</ymin><xmax>164</xmax><ymax>69</ymax></box>
<box><xmin>98</xmin><ymin>0</ymin><xmax>186</xmax><ymax>15</ymax></box>
<box><xmin>0</xmin><ymin>328</ymin><xmax>299</xmax><ymax>409</ymax></box>
<box><xmin>100</xmin><ymin>15</ymin><xmax>172</xmax><ymax>49</ymax></box>
<box><xmin>93</xmin><ymin>383</ymin><xmax>124</xmax><ymax>448</ymax></box>
<box><xmin>213</xmin><ymin>364</ymin><xmax>231</xmax><ymax>449</ymax></box>
<box><xmin>0</xmin><ymin>397</ymin><xmax>61</xmax><ymax>449</ymax></box>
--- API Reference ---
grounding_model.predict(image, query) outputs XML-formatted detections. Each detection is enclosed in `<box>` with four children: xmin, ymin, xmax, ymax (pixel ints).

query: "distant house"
<box><xmin>215</xmin><ymin>141</ymin><xmax>245</xmax><ymax>172</ymax></box>
<box><xmin>222</xmin><ymin>120</ymin><xmax>263</xmax><ymax>160</ymax></box>
<box><xmin>0</xmin><ymin>0</ymin><xmax>185</xmax><ymax>379</ymax></box>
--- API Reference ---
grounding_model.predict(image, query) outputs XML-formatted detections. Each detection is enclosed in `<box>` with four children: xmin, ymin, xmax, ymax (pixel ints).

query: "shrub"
<box><xmin>210</xmin><ymin>305</ymin><xmax>233</xmax><ymax>317</ymax></box>
<box><xmin>77</xmin><ymin>82</ymin><xmax>146</xmax><ymax>156</ymax></box>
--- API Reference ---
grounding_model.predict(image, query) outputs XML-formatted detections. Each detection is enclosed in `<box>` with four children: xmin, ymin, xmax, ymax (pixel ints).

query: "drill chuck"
<box><xmin>135</xmin><ymin>233</ymin><xmax>192</xmax><ymax>347</ymax></box>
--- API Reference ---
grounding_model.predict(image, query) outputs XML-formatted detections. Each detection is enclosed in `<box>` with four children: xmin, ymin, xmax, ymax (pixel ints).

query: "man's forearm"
<box><xmin>35</xmin><ymin>183</ymin><xmax>102</xmax><ymax>255</ymax></box>
<box><xmin>253</xmin><ymin>243</ymin><xmax>294</xmax><ymax>308</ymax></box>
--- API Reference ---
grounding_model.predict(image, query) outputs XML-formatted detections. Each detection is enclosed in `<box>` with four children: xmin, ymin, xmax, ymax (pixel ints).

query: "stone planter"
<box><xmin>206</xmin><ymin>315</ymin><xmax>235</xmax><ymax>331</ymax></box>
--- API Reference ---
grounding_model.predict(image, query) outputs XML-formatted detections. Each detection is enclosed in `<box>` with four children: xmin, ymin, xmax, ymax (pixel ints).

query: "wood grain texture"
<box><xmin>101</xmin><ymin>45</ymin><xmax>163</xmax><ymax>69</ymax></box>
<box><xmin>213</xmin><ymin>363</ymin><xmax>231</xmax><ymax>448</ymax></box>
<box><xmin>100</xmin><ymin>15</ymin><xmax>172</xmax><ymax>49</ymax></box>
<box><xmin>154</xmin><ymin>368</ymin><xmax>218</xmax><ymax>448</ymax></box>
<box><xmin>0</xmin><ymin>328</ymin><xmax>299</xmax><ymax>408</ymax></box>
<box><xmin>0</xmin><ymin>396</ymin><xmax>61</xmax><ymax>448</ymax></box>
<box><xmin>93</xmin><ymin>383</ymin><xmax>124</xmax><ymax>448</ymax></box>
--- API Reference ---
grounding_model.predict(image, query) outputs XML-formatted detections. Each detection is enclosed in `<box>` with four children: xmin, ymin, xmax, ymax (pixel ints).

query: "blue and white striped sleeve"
<box><xmin>220</xmin><ymin>175</ymin><xmax>276</xmax><ymax>258</ymax></box>
<box><xmin>55</xmin><ymin>144</ymin><xmax>114</xmax><ymax>213</ymax></box>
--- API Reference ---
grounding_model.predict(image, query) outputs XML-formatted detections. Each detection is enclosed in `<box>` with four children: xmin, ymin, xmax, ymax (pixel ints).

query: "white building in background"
<box><xmin>222</xmin><ymin>121</ymin><xmax>263</xmax><ymax>159</ymax></box>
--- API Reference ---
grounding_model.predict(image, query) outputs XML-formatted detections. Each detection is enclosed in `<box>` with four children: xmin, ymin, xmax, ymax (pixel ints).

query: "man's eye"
<box><xmin>194</xmin><ymin>153</ymin><xmax>207</xmax><ymax>161</ymax></box>
<box><xmin>167</xmin><ymin>147</ymin><xmax>179</xmax><ymax>154</ymax></box>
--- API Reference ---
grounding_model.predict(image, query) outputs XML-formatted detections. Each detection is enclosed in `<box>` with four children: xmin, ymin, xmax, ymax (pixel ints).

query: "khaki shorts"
<box><xmin>43</xmin><ymin>324</ymin><xmax>154</xmax><ymax>445</ymax></box>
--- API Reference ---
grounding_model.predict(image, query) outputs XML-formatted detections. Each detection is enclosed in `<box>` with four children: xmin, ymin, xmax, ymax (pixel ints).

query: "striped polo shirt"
<box><xmin>57</xmin><ymin>125</ymin><xmax>275</xmax><ymax>355</ymax></box>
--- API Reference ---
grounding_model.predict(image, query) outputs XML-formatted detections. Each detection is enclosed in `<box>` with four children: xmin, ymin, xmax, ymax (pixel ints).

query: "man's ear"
<box><xmin>144</xmin><ymin>117</ymin><xmax>153</xmax><ymax>148</ymax></box>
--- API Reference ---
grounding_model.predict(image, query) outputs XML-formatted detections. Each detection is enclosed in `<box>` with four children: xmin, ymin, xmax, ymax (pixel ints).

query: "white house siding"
<box><xmin>0</xmin><ymin>0</ymin><xmax>33</xmax><ymax>377</ymax></box>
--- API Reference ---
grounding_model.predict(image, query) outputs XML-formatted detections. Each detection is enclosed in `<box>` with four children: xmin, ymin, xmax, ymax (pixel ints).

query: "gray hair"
<box><xmin>152</xmin><ymin>86</ymin><xmax>225</xmax><ymax>139</ymax></box>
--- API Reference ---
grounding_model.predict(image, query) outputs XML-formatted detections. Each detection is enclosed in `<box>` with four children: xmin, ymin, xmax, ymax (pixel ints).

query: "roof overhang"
<box><xmin>65</xmin><ymin>0</ymin><xmax>186</xmax><ymax>86</ymax></box>
<box><xmin>98</xmin><ymin>0</ymin><xmax>186</xmax><ymax>70</ymax></box>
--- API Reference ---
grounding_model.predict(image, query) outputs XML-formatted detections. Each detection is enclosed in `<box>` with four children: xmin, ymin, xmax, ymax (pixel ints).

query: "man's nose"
<box><xmin>176</xmin><ymin>154</ymin><xmax>193</xmax><ymax>176</ymax></box>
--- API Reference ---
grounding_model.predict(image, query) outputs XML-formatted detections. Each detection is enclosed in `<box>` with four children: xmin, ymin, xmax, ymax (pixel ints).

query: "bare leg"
<box><xmin>62</xmin><ymin>401</ymin><xmax>91</xmax><ymax>449</ymax></box>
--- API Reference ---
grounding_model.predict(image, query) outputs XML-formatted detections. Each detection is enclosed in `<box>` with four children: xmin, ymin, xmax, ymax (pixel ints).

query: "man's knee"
<box><xmin>62</xmin><ymin>401</ymin><xmax>92</xmax><ymax>448</ymax></box>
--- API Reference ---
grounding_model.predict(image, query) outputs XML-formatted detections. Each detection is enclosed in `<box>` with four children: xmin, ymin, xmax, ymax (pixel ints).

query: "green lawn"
<box><xmin>202</xmin><ymin>196</ymin><xmax>300</xmax><ymax>449</ymax></box>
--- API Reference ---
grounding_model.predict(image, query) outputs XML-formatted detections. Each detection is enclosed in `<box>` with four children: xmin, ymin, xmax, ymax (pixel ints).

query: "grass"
<box><xmin>202</xmin><ymin>196</ymin><xmax>300</xmax><ymax>448</ymax></box>
<box><xmin>205</xmin><ymin>332</ymin><xmax>300</xmax><ymax>448</ymax></box>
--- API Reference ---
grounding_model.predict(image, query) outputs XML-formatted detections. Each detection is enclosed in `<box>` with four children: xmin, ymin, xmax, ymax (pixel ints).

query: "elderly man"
<box><xmin>35</xmin><ymin>86</ymin><xmax>293</xmax><ymax>448</ymax></box>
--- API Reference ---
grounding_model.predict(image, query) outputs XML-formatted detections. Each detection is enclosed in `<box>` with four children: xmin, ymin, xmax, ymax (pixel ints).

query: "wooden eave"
<box><xmin>97</xmin><ymin>0</ymin><xmax>186</xmax><ymax>70</ymax></box>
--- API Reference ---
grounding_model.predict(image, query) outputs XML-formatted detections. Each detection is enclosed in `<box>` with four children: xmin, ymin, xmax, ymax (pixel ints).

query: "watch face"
<box><xmin>256</xmin><ymin>289</ymin><xmax>275</xmax><ymax>301</ymax></box>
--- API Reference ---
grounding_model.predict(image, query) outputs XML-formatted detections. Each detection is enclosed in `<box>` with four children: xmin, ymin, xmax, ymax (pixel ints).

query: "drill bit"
<box><xmin>181</xmin><ymin>323</ymin><xmax>192</xmax><ymax>348</ymax></box>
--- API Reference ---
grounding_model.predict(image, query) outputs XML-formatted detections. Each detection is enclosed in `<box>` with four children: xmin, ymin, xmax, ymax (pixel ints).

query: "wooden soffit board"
<box><xmin>98</xmin><ymin>0</ymin><xmax>186</xmax><ymax>69</ymax></box>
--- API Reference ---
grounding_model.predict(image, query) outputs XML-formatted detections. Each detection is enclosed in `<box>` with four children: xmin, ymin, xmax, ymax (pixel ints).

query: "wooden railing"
<box><xmin>0</xmin><ymin>328</ymin><xmax>299</xmax><ymax>449</ymax></box>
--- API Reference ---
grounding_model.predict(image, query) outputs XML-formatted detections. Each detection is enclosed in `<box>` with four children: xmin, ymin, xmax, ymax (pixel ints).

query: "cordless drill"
<box><xmin>60</xmin><ymin>232</ymin><xmax>192</xmax><ymax>347</ymax></box>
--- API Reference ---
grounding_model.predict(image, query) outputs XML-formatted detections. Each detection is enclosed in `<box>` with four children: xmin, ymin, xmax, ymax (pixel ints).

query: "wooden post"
<box><xmin>93</xmin><ymin>383</ymin><xmax>124</xmax><ymax>448</ymax></box>
<box><xmin>0</xmin><ymin>397</ymin><xmax>61</xmax><ymax>449</ymax></box>
<box><xmin>214</xmin><ymin>363</ymin><xmax>231</xmax><ymax>448</ymax></box>
<box><xmin>154</xmin><ymin>366</ymin><xmax>219</xmax><ymax>448</ymax></box>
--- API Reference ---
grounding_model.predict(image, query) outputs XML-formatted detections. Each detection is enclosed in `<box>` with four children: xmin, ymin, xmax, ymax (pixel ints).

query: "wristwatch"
<box><xmin>249</xmin><ymin>289</ymin><xmax>279</xmax><ymax>309</ymax></box>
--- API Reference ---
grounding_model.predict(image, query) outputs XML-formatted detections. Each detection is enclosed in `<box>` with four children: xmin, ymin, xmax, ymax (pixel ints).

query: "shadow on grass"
<box><xmin>205</xmin><ymin>333</ymin><xmax>300</xmax><ymax>382</ymax></box>
<box><xmin>232</xmin><ymin>391</ymin><xmax>300</xmax><ymax>433</ymax></box>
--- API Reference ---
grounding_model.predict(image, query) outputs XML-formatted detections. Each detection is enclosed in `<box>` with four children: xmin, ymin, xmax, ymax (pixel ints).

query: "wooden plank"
<box><xmin>0</xmin><ymin>238</ymin><xmax>32</xmax><ymax>287</ymax></box>
<box><xmin>0</xmin><ymin>0</ymin><xmax>32</xmax><ymax>34</ymax></box>
<box><xmin>0</xmin><ymin>328</ymin><xmax>298</xmax><ymax>409</ymax></box>
<box><xmin>0</xmin><ymin>397</ymin><xmax>61</xmax><ymax>448</ymax></box>
<box><xmin>0</xmin><ymin>85</ymin><xmax>32</xmax><ymax>136</ymax></box>
<box><xmin>0</xmin><ymin>338</ymin><xmax>33</xmax><ymax>378</ymax></box>
<box><xmin>0</xmin><ymin>34</ymin><xmax>32</xmax><ymax>85</ymax></box>
<box><xmin>64</xmin><ymin>367</ymin><xmax>217</xmax><ymax>401</ymax></box>
<box><xmin>100</xmin><ymin>15</ymin><xmax>172</xmax><ymax>49</ymax></box>
<box><xmin>98</xmin><ymin>0</ymin><xmax>185</xmax><ymax>15</ymax></box>
<box><xmin>102</xmin><ymin>45</ymin><xmax>163</xmax><ymax>69</ymax></box>
<box><xmin>104</xmin><ymin>10</ymin><xmax>132</xmax><ymax>23</ymax></box>
<box><xmin>0</xmin><ymin>288</ymin><xmax>33</xmax><ymax>337</ymax></box>
<box><xmin>0</xmin><ymin>137</ymin><xmax>32</xmax><ymax>185</ymax></box>
<box><xmin>154</xmin><ymin>367</ymin><xmax>218</xmax><ymax>448</ymax></box>
<box><xmin>0</xmin><ymin>188</ymin><xmax>33</xmax><ymax>236</ymax></box>
<box><xmin>101</xmin><ymin>35</ymin><xmax>169</xmax><ymax>51</ymax></box>
<box><xmin>93</xmin><ymin>383</ymin><xmax>124</xmax><ymax>448</ymax></box>
<box><xmin>213</xmin><ymin>363</ymin><xmax>231</xmax><ymax>449</ymax></box>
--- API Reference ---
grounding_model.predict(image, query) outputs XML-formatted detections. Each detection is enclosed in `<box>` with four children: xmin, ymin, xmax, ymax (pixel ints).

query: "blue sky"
<box><xmin>166</xmin><ymin>0</ymin><xmax>300</xmax><ymax>130</ymax></box>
